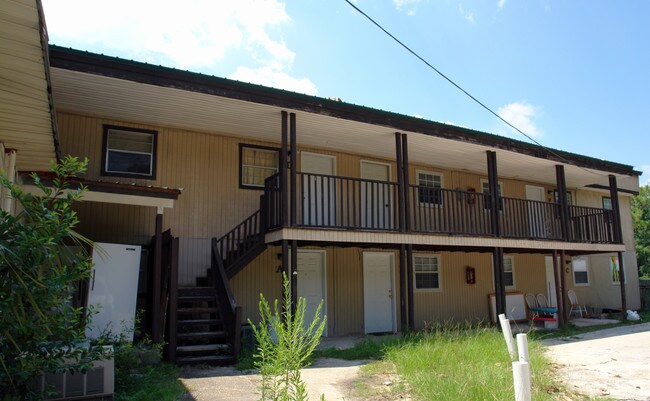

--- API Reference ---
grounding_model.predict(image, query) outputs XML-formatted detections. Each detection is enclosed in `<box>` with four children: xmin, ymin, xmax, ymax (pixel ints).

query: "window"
<box><xmin>602</xmin><ymin>197</ymin><xmax>612</xmax><ymax>210</ymax></box>
<box><xmin>610</xmin><ymin>255</ymin><xmax>625</xmax><ymax>284</ymax></box>
<box><xmin>480</xmin><ymin>179</ymin><xmax>503</xmax><ymax>210</ymax></box>
<box><xmin>417</xmin><ymin>170</ymin><xmax>443</xmax><ymax>206</ymax></box>
<box><xmin>503</xmin><ymin>255</ymin><xmax>515</xmax><ymax>288</ymax></box>
<box><xmin>414</xmin><ymin>255</ymin><xmax>441</xmax><ymax>290</ymax></box>
<box><xmin>102</xmin><ymin>125</ymin><xmax>157</xmax><ymax>179</ymax></box>
<box><xmin>239</xmin><ymin>144</ymin><xmax>279</xmax><ymax>189</ymax></box>
<box><xmin>572</xmin><ymin>256</ymin><xmax>590</xmax><ymax>286</ymax></box>
<box><xmin>553</xmin><ymin>190</ymin><xmax>573</xmax><ymax>205</ymax></box>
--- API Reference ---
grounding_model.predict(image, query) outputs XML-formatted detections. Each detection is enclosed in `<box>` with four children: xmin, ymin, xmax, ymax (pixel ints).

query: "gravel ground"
<box><xmin>543</xmin><ymin>322</ymin><xmax>650</xmax><ymax>401</ymax></box>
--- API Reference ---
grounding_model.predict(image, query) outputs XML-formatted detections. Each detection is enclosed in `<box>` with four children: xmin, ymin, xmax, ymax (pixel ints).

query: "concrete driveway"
<box><xmin>543</xmin><ymin>323</ymin><xmax>650</xmax><ymax>401</ymax></box>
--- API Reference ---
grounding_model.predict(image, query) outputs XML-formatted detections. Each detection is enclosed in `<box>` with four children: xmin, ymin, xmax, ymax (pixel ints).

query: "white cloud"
<box><xmin>413</xmin><ymin>114</ymin><xmax>423</xmax><ymax>119</ymax></box>
<box><xmin>497</xmin><ymin>0</ymin><xmax>507</xmax><ymax>9</ymax></box>
<box><xmin>636</xmin><ymin>165</ymin><xmax>650</xmax><ymax>186</ymax></box>
<box><xmin>41</xmin><ymin>0</ymin><xmax>317</xmax><ymax>94</ymax></box>
<box><xmin>458</xmin><ymin>4</ymin><xmax>475</xmax><ymax>23</ymax></box>
<box><xmin>497</xmin><ymin>101</ymin><xmax>544</xmax><ymax>138</ymax></box>
<box><xmin>230</xmin><ymin>65</ymin><xmax>317</xmax><ymax>95</ymax></box>
<box><xmin>393</xmin><ymin>0</ymin><xmax>421</xmax><ymax>15</ymax></box>
<box><xmin>443</xmin><ymin>120</ymin><xmax>469</xmax><ymax>129</ymax></box>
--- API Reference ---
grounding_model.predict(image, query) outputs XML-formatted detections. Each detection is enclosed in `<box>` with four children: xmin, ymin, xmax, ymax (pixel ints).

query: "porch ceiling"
<box><xmin>0</xmin><ymin>1</ymin><xmax>58</xmax><ymax>171</ymax></box>
<box><xmin>49</xmin><ymin>68</ymin><xmax>638</xmax><ymax>194</ymax></box>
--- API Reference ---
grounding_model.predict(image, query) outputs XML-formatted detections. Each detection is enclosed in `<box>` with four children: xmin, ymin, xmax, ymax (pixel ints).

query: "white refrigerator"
<box><xmin>86</xmin><ymin>242</ymin><xmax>141</xmax><ymax>341</ymax></box>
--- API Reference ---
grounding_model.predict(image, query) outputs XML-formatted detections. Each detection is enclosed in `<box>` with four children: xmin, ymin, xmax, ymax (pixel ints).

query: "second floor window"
<box><xmin>240</xmin><ymin>144</ymin><xmax>279</xmax><ymax>189</ymax></box>
<box><xmin>102</xmin><ymin>125</ymin><xmax>157</xmax><ymax>179</ymax></box>
<box><xmin>417</xmin><ymin>171</ymin><xmax>443</xmax><ymax>206</ymax></box>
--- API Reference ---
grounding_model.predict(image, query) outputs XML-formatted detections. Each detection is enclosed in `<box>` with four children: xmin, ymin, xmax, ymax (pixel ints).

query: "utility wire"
<box><xmin>344</xmin><ymin>0</ymin><xmax>606</xmax><ymax>177</ymax></box>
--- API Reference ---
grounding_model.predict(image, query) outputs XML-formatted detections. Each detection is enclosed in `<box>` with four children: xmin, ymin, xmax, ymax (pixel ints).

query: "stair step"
<box><xmin>177</xmin><ymin>307</ymin><xmax>218</xmax><ymax>314</ymax></box>
<box><xmin>177</xmin><ymin>331</ymin><xmax>227</xmax><ymax>340</ymax></box>
<box><xmin>175</xmin><ymin>355</ymin><xmax>235</xmax><ymax>366</ymax></box>
<box><xmin>177</xmin><ymin>319</ymin><xmax>222</xmax><ymax>326</ymax></box>
<box><xmin>177</xmin><ymin>344</ymin><xmax>230</xmax><ymax>353</ymax></box>
<box><xmin>178</xmin><ymin>286</ymin><xmax>214</xmax><ymax>296</ymax></box>
<box><xmin>178</xmin><ymin>294</ymin><xmax>216</xmax><ymax>302</ymax></box>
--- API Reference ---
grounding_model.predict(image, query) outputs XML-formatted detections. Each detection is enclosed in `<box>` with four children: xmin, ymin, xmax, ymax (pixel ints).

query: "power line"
<box><xmin>343</xmin><ymin>0</ymin><xmax>606</xmax><ymax>177</ymax></box>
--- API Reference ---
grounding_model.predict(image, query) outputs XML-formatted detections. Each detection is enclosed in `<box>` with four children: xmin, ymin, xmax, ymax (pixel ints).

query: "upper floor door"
<box><xmin>360</xmin><ymin>160</ymin><xmax>393</xmax><ymax>230</ymax></box>
<box><xmin>301</xmin><ymin>152</ymin><xmax>336</xmax><ymax>226</ymax></box>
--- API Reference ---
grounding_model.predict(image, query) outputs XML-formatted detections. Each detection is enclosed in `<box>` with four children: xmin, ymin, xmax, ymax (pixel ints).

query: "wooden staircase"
<box><xmin>167</xmin><ymin>209</ymin><xmax>266</xmax><ymax>365</ymax></box>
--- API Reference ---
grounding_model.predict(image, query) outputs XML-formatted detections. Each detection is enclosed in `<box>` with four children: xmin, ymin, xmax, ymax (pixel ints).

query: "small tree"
<box><xmin>250</xmin><ymin>273</ymin><xmax>327</xmax><ymax>401</ymax></box>
<box><xmin>0</xmin><ymin>156</ymin><xmax>99</xmax><ymax>399</ymax></box>
<box><xmin>632</xmin><ymin>186</ymin><xmax>650</xmax><ymax>278</ymax></box>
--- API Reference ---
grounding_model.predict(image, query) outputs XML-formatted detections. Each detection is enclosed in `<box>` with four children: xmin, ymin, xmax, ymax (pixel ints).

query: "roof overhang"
<box><xmin>47</xmin><ymin>46</ymin><xmax>640</xmax><ymax>194</ymax></box>
<box><xmin>0</xmin><ymin>0</ymin><xmax>59</xmax><ymax>171</ymax></box>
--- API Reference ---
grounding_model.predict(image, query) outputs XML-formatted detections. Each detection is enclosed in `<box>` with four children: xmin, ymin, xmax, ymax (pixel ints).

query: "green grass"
<box><xmin>115</xmin><ymin>362</ymin><xmax>185</xmax><ymax>401</ymax></box>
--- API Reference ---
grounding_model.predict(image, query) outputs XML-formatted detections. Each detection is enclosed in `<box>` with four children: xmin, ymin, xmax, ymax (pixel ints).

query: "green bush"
<box><xmin>0</xmin><ymin>156</ymin><xmax>101</xmax><ymax>399</ymax></box>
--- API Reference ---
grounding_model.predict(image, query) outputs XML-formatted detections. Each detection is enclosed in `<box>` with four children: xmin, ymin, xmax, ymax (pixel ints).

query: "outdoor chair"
<box><xmin>567</xmin><ymin>289</ymin><xmax>587</xmax><ymax>318</ymax></box>
<box><xmin>536</xmin><ymin>293</ymin><xmax>549</xmax><ymax>308</ymax></box>
<box><xmin>525</xmin><ymin>293</ymin><xmax>538</xmax><ymax>319</ymax></box>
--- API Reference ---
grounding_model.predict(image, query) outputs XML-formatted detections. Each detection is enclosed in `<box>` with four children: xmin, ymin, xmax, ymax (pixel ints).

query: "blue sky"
<box><xmin>41</xmin><ymin>0</ymin><xmax>650</xmax><ymax>185</ymax></box>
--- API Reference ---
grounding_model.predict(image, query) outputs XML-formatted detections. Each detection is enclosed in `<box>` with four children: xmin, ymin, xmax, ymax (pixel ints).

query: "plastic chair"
<box><xmin>536</xmin><ymin>293</ymin><xmax>548</xmax><ymax>309</ymax></box>
<box><xmin>568</xmin><ymin>289</ymin><xmax>587</xmax><ymax>318</ymax></box>
<box><xmin>525</xmin><ymin>293</ymin><xmax>538</xmax><ymax>319</ymax></box>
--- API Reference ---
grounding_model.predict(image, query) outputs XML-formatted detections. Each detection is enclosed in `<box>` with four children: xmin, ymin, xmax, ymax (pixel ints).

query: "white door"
<box><xmin>86</xmin><ymin>243</ymin><xmax>141</xmax><ymax>340</ymax></box>
<box><xmin>297</xmin><ymin>251</ymin><xmax>327</xmax><ymax>336</ymax></box>
<box><xmin>525</xmin><ymin>185</ymin><xmax>547</xmax><ymax>238</ymax></box>
<box><xmin>544</xmin><ymin>256</ymin><xmax>558</xmax><ymax>307</ymax></box>
<box><xmin>363</xmin><ymin>252</ymin><xmax>396</xmax><ymax>333</ymax></box>
<box><xmin>301</xmin><ymin>153</ymin><xmax>336</xmax><ymax>226</ymax></box>
<box><xmin>361</xmin><ymin>161</ymin><xmax>392</xmax><ymax>230</ymax></box>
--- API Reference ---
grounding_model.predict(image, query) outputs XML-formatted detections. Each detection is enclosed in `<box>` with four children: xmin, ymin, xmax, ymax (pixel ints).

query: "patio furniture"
<box><xmin>536</xmin><ymin>293</ymin><xmax>549</xmax><ymax>308</ymax></box>
<box><xmin>525</xmin><ymin>293</ymin><xmax>538</xmax><ymax>318</ymax></box>
<box><xmin>568</xmin><ymin>289</ymin><xmax>587</xmax><ymax>318</ymax></box>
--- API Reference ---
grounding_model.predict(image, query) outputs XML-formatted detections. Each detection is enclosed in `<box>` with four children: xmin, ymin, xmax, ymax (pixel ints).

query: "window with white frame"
<box><xmin>414</xmin><ymin>254</ymin><xmax>441</xmax><ymax>290</ymax></box>
<box><xmin>102</xmin><ymin>125</ymin><xmax>157</xmax><ymax>179</ymax></box>
<box><xmin>239</xmin><ymin>144</ymin><xmax>280</xmax><ymax>188</ymax></box>
<box><xmin>572</xmin><ymin>256</ymin><xmax>590</xmax><ymax>286</ymax></box>
<box><xmin>610</xmin><ymin>254</ymin><xmax>625</xmax><ymax>284</ymax></box>
<box><xmin>602</xmin><ymin>197</ymin><xmax>612</xmax><ymax>210</ymax></box>
<box><xmin>503</xmin><ymin>255</ymin><xmax>515</xmax><ymax>288</ymax></box>
<box><xmin>480</xmin><ymin>179</ymin><xmax>503</xmax><ymax>210</ymax></box>
<box><xmin>417</xmin><ymin>171</ymin><xmax>443</xmax><ymax>206</ymax></box>
<box><xmin>553</xmin><ymin>190</ymin><xmax>573</xmax><ymax>205</ymax></box>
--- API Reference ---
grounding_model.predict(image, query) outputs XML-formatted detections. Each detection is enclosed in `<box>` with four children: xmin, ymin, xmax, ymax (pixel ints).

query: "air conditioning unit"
<box><xmin>32</xmin><ymin>348</ymin><xmax>114</xmax><ymax>401</ymax></box>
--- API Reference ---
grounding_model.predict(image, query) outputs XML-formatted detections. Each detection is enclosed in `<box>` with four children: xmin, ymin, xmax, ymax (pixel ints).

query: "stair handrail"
<box><xmin>211</xmin><ymin>238</ymin><xmax>242</xmax><ymax>359</ymax></box>
<box><xmin>214</xmin><ymin>209</ymin><xmax>263</xmax><ymax>271</ymax></box>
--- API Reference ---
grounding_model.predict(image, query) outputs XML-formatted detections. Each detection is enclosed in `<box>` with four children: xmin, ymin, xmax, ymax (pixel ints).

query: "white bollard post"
<box><xmin>516</xmin><ymin>333</ymin><xmax>529</xmax><ymax>363</ymax></box>
<box><xmin>512</xmin><ymin>361</ymin><xmax>532</xmax><ymax>401</ymax></box>
<box><xmin>498</xmin><ymin>313</ymin><xmax>516</xmax><ymax>359</ymax></box>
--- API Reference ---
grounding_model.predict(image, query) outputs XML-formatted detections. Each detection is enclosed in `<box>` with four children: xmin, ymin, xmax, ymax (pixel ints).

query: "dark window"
<box><xmin>481</xmin><ymin>180</ymin><xmax>503</xmax><ymax>210</ymax></box>
<box><xmin>417</xmin><ymin>171</ymin><xmax>443</xmax><ymax>206</ymax></box>
<box><xmin>503</xmin><ymin>256</ymin><xmax>515</xmax><ymax>288</ymax></box>
<box><xmin>102</xmin><ymin>125</ymin><xmax>157</xmax><ymax>179</ymax></box>
<box><xmin>414</xmin><ymin>255</ymin><xmax>440</xmax><ymax>290</ymax></box>
<box><xmin>239</xmin><ymin>144</ymin><xmax>280</xmax><ymax>189</ymax></box>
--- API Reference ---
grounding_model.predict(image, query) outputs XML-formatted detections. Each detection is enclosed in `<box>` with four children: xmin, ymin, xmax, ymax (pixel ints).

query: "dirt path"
<box><xmin>180</xmin><ymin>358</ymin><xmax>367</xmax><ymax>401</ymax></box>
<box><xmin>543</xmin><ymin>323</ymin><xmax>650</xmax><ymax>401</ymax></box>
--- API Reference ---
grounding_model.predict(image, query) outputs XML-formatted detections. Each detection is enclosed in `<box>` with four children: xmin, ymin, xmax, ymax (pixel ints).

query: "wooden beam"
<box><xmin>406</xmin><ymin>244</ymin><xmax>414</xmax><ymax>329</ymax></box>
<box><xmin>281</xmin><ymin>111</ymin><xmax>289</xmax><ymax>227</ymax></box>
<box><xmin>152</xmin><ymin>212</ymin><xmax>163</xmax><ymax>343</ymax></box>
<box><xmin>399</xmin><ymin>244</ymin><xmax>407</xmax><ymax>331</ymax></box>
<box><xmin>395</xmin><ymin>133</ymin><xmax>405</xmax><ymax>232</ymax></box>
<box><xmin>290</xmin><ymin>113</ymin><xmax>297</xmax><ymax>226</ymax></box>
<box><xmin>618</xmin><ymin>250</ymin><xmax>627</xmax><ymax>314</ymax></box>
<box><xmin>291</xmin><ymin>240</ymin><xmax>298</xmax><ymax>313</ymax></box>
<box><xmin>492</xmin><ymin>247</ymin><xmax>505</xmax><ymax>316</ymax></box>
<box><xmin>402</xmin><ymin>134</ymin><xmax>411</xmax><ymax>232</ymax></box>
<box><xmin>486</xmin><ymin>151</ymin><xmax>500</xmax><ymax>237</ymax></box>
<box><xmin>609</xmin><ymin>175</ymin><xmax>623</xmax><ymax>244</ymax></box>
<box><xmin>281</xmin><ymin>240</ymin><xmax>289</xmax><ymax>319</ymax></box>
<box><xmin>552</xmin><ymin>250</ymin><xmax>565</xmax><ymax>327</ymax></box>
<box><xmin>555</xmin><ymin>165</ymin><xmax>569</xmax><ymax>240</ymax></box>
<box><xmin>560</xmin><ymin>250</ymin><xmax>568</xmax><ymax>324</ymax></box>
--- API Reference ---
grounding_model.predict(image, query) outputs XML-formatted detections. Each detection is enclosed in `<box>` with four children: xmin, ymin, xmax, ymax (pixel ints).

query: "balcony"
<box><xmin>261</xmin><ymin>172</ymin><xmax>618</xmax><ymax>245</ymax></box>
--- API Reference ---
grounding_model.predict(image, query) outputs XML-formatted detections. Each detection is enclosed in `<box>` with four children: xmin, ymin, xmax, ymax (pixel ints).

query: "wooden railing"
<box><xmin>213</xmin><ymin>209</ymin><xmax>263</xmax><ymax>272</ymax></box>
<box><xmin>568</xmin><ymin>205</ymin><xmax>615</xmax><ymax>243</ymax></box>
<box><xmin>211</xmin><ymin>238</ymin><xmax>242</xmax><ymax>360</ymax></box>
<box><xmin>407</xmin><ymin>185</ymin><xmax>492</xmax><ymax>235</ymax></box>
<box><xmin>261</xmin><ymin>171</ymin><xmax>618</xmax><ymax>244</ymax></box>
<box><xmin>295</xmin><ymin>172</ymin><xmax>401</xmax><ymax>230</ymax></box>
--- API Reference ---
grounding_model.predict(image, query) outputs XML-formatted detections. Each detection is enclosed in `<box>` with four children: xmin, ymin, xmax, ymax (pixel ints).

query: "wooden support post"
<box><xmin>551</xmin><ymin>250</ymin><xmax>565</xmax><ymax>327</ymax></box>
<box><xmin>399</xmin><ymin>244</ymin><xmax>407</xmax><ymax>331</ymax></box>
<box><xmin>291</xmin><ymin>240</ymin><xmax>298</xmax><ymax>313</ymax></box>
<box><xmin>395</xmin><ymin>133</ymin><xmax>405</xmax><ymax>232</ymax></box>
<box><xmin>555</xmin><ymin>165</ymin><xmax>569</xmax><ymax>240</ymax></box>
<box><xmin>290</xmin><ymin>113</ymin><xmax>297</xmax><ymax>227</ymax></box>
<box><xmin>152</xmin><ymin>212</ymin><xmax>163</xmax><ymax>343</ymax></box>
<box><xmin>402</xmin><ymin>134</ymin><xmax>411</xmax><ymax>232</ymax></box>
<box><xmin>281</xmin><ymin>111</ymin><xmax>289</xmax><ymax>227</ymax></box>
<box><xmin>281</xmin><ymin>240</ymin><xmax>289</xmax><ymax>319</ymax></box>
<box><xmin>486</xmin><ymin>151</ymin><xmax>501</xmax><ymax>237</ymax></box>
<box><xmin>406</xmin><ymin>244</ymin><xmax>414</xmax><ymax>329</ymax></box>
<box><xmin>167</xmin><ymin>236</ymin><xmax>179</xmax><ymax>362</ymax></box>
<box><xmin>618</xmin><ymin>250</ymin><xmax>627</xmax><ymax>314</ymax></box>
<box><xmin>492</xmin><ymin>247</ymin><xmax>505</xmax><ymax>316</ymax></box>
<box><xmin>608</xmin><ymin>175</ymin><xmax>623</xmax><ymax>244</ymax></box>
<box><xmin>559</xmin><ymin>250</ymin><xmax>568</xmax><ymax>323</ymax></box>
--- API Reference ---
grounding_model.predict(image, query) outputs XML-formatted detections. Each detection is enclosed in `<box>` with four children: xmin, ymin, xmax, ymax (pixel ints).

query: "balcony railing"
<box><xmin>262</xmin><ymin>171</ymin><xmax>618</xmax><ymax>244</ymax></box>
